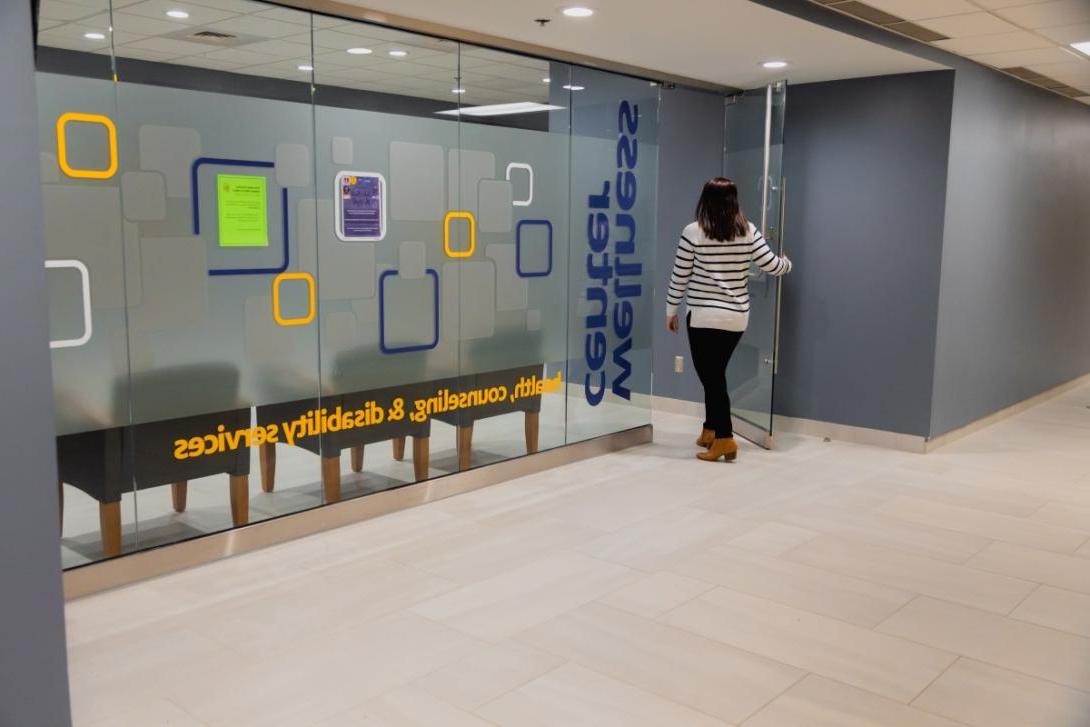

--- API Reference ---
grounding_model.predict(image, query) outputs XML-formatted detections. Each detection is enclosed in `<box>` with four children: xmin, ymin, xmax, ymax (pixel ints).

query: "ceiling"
<box><xmin>36</xmin><ymin>0</ymin><xmax>945</xmax><ymax>103</ymax></box>
<box><xmin>36</xmin><ymin>0</ymin><xmax>550</xmax><ymax>106</ymax></box>
<box><xmin>812</xmin><ymin>0</ymin><xmax>1090</xmax><ymax>104</ymax></box>
<box><xmin>326</xmin><ymin>0</ymin><xmax>946</xmax><ymax>88</ymax></box>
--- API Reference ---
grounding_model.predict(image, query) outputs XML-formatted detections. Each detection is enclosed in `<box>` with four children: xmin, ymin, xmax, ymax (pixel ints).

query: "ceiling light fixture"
<box><xmin>388</xmin><ymin>49</ymin><xmax>408</xmax><ymax>57</ymax></box>
<box><xmin>562</xmin><ymin>84</ymin><xmax>584</xmax><ymax>91</ymax></box>
<box><xmin>298</xmin><ymin>64</ymin><xmax>314</xmax><ymax>71</ymax></box>
<box><xmin>762</xmin><ymin>60</ymin><xmax>788</xmax><ymax>69</ymax></box>
<box><xmin>542</xmin><ymin>77</ymin><xmax>551</xmax><ymax>83</ymax></box>
<box><xmin>346</xmin><ymin>47</ymin><xmax>372</xmax><ymax>55</ymax></box>
<box><xmin>166</xmin><ymin>9</ymin><xmax>189</xmax><ymax>19</ymax></box>
<box><xmin>437</xmin><ymin>101</ymin><xmax>565</xmax><ymax>117</ymax></box>
<box><xmin>562</xmin><ymin>6</ymin><xmax>594</xmax><ymax>17</ymax></box>
<box><xmin>451</xmin><ymin>87</ymin><xmax>466</xmax><ymax>94</ymax></box>
<box><xmin>1071</xmin><ymin>41</ymin><xmax>1090</xmax><ymax>56</ymax></box>
<box><xmin>83</xmin><ymin>31</ymin><xmax>106</xmax><ymax>40</ymax></box>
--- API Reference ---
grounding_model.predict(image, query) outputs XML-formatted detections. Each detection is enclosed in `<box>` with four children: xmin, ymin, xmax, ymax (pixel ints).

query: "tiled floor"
<box><xmin>66</xmin><ymin>385</ymin><xmax>1090</xmax><ymax>726</ymax></box>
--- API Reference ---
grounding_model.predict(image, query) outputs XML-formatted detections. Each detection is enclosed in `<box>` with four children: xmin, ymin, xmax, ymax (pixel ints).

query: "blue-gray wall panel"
<box><xmin>930</xmin><ymin>66</ymin><xmax>1090</xmax><ymax>436</ymax></box>
<box><xmin>775</xmin><ymin>71</ymin><xmax>955</xmax><ymax>436</ymax></box>
<box><xmin>652</xmin><ymin>86</ymin><xmax>725</xmax><ymax>402</ymax></box>
<box><xmin>0</xmin><ymin>1</ymin><xmax>72</xmax><ymax>725</ymax></box>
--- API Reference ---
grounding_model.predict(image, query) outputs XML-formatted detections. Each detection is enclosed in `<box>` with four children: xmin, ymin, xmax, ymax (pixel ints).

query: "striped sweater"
<box><xmin>666</xmin><ymin>221</ymin><xmax>792</xmax><ymax>332</ymax></box>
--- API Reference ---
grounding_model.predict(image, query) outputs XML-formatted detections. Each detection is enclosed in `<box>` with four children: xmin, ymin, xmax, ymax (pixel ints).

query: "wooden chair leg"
<box><xmin>457</xmin><ymin>423</ymin><xmax>473</xmax><ymax>471</ymax></box>
<box><xmin>350</xmin><ymin>445</ymin><xmax>364</xmax><ymax>473</ymax></box>
<box><xmin>259</xmin><ymin>443</ymin><xmax>276</xmax><ymax>493</ymax></box>
<box><xmin>99</xmin><ymin>501</ymin><xmax>121</xmax><ymax>558</ymax></box>
<box><xmin>412</xmin><ymin>435</ymin><xmax>429</xmax><ymax>481</ymax></box>
<box><xmin>171</xmin><ymin>481</ymin><xmax>188</xmax><ymax>513</ymax></box>
<box><xmin>322</xmin><ymin>455</ymin><xmax>341</xmax><ymax>503</ymax></box>
<box><xmin>525</xmin><ymin>411</ymin><xmax>540</xmax><ymax>455</ymax></box>
<box><xmin>392</xmin><ymin>436</ymin><xmax>406</xmax><ymax>461</ymax></box>
<box><xmin>229</xmin><ymin>474</ymin><xmax>249</xmax><ymax>527</ymax></box>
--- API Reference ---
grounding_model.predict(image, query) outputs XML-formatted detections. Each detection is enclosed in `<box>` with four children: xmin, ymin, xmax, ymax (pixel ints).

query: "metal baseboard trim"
<box><xmin>63</xmin><ymin>425</ymin><xmax>652</xmax><ymax>600</ymax></box>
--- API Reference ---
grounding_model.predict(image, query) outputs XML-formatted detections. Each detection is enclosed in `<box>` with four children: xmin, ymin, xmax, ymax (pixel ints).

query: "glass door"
<box><xmin>724</xmin><ymin>81</ymin><xmax>786</xmax><ymax>447</ymax></box>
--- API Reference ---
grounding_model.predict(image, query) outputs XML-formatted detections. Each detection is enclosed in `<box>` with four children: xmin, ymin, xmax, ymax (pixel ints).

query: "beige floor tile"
<box><xmin>785</xmin><ymin>535</ymin><xmax>1035</xmax><ymax>614</ymax></box>
<box><xmin>385</xmin><ymin>514</ymin><xmax>603</xmax><ymax>585</ymax></box>
<box><xmin>725</xmin><ymin>522</ymin><xmax>820</xmax><ymax>557</ymax></box>
<box><xmin>1012</xmin><ymin>585</ymin><xmax>1090</xmax><ymax>637</ymax></box>
<box><xmin>742</xmin><ymin>673</ymin><xmax>964</xmax><ymax>727</ymax></box>
<box><xmin>73</xmin><ymin>694</ymin><xmax>208</xmax><ymax>727</ymax></box>
<box><xmin>164</xmin><ymin>612</ymin><xmax>482</xmax><ymax>727</ymax></box>
<box><xmin>969</xmin><ymin>541</ymin><xmax>1090</xmax><ymax>594</ymax></box>
<box><xmin>577</xmin><ymin>506</ymin><xmax>749</xmax><ymax>571</ymax></box>
<box><xmin>878</xmin><ymin>596</ymin><xmax>1090</xmax><ymax>691</ymax></box>
<box><xmin>669</xmin><ymin>544</ymin><xmax>913</xmax><ymax>627</ymax></box>
<box><xmin>912</xmin><ymin>658</ymin><xmax>1090</xmax><ymax>727</ymax></box>
<box><xmin>878</xmin><ymin>495</ymin><xmax>1089</xmax><ymax>553</ymax></box>
<box><xmin>517</xmin><ymin>602</ymin><xmax>802</xmax><ymax>724</ymax></box>
<box><xmin>663</xmin><ymin>588</ymin><xmax>955</xmax><ymax>702</ymax></box>
<box><xmin>1031</xmin><ymin>500</ymin><xmax>1090</xmax><ymax>531</ymax></box>
<box><xmin>411</xmin><ymin>551</ymin><xmax>637</xmax><ymax>640</ymax></box>
<box><xmin>852</xmin><ymin>472</ymin><xmax>1048</xmax><ymax>517</ymax></box>
<box><xmin>476</xmin><ymin>663</ymin><xmax>731</xmax><ymax>727</ymax></box>
<box><xmin>412</xmin><ymin>640</ymin><xmax>563</xmax><ymax>711</ymax></box>
<box><xmin>776</xmin><ymin>503</ymin><xmax>991</xmax><ymax>563</ymax></box>
<box><xmin>596</xmin><ymin>570</ymin><xmax>713</xmax><ymax>618</ymax></box>
<box><xmin>358</xmin><ymin>685</ymin><xmax>498</xmax><ymax>726</ymax></box>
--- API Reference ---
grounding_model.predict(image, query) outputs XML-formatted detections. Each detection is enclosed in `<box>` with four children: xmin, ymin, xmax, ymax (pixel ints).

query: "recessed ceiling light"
<box><xmin>298</xmin><ymin>64</ymin><xmax>314</xmax><ymax>71</ymax></box>
<box><xmin>562</xmin><ymin>84</ymin><xmax>585</xmax><ymax>91</ymax></box>
<box><xmin>165</xmin><ymin>9</ymin><xmax>189</xmax><ymax>19</ymax></box>
<box><xmin>388</xmin><ymin>49</ymin><xmax>408</xmax><ymax>57</ymax></box>
<box><xmin>1071</xmin><ymin>41</ymin><xmax>1090</xmax><ymax>56</ymax></box>
<box><xmin>451</xmin><ymin>87</ymin><xmax>466</xmax><ymax>94</ymax></box>
<box><xmin>346</xmin><ymin>47</ymin><xmax>372</xmax><ymax>55</ymax></box>
<box><xmin>762</xmin><ymin>60</ymin><xmax>788</xmax><ymax>69</ymax></box>
<box><xmin>83</xmin><ymin>31</ymin><xmax>106</xmax><ymax>40</ymax></box>
<box><xmin>562</xmin><ymin>6</ymin><xmax>594</xmax><ymax>17</ymax></box>
<box><xmin>542</xmin><ymin>77</ymin><xmax>551</xmax><ymax>83</ymax></box>
<box><xmin>437</xmin><ymin>102</ymin><xmax>565</xmax><ymax>117</ymax></box>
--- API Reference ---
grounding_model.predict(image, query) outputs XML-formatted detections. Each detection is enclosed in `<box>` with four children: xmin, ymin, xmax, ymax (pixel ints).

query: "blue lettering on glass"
<box><xmin>583</xmin><ymin>99</ymin><xmax>642</xmax><ymax>406</ymax></box>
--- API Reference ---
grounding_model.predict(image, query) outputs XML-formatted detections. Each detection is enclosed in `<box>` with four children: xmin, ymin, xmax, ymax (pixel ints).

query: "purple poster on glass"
<box><xmin>335</xmin><ymin>172</ymin><xmax>386</xmax><ymax>241</ymax></box>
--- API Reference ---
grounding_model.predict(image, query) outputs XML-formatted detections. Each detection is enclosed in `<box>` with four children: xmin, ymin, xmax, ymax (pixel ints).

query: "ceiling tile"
<box><xmin>968</xmin><ymin>0</ymin><xmax>1052</xmax><ymax>8</ymax></box>
<box><xmin>110</xmin><ymin>11</ymin><xmax>198</xmax><ymax>36</ymax></box>
<box><xmin>122</xmin><ymin>35</ymin><xmax>215</xmax><ymax>56</ymax></box>
<box><xmin>120</xmin><ymin>0</ymin><xmax>238</xmax><ymax>25</ymax></box>
<box><xmin>202</xmin><ymin>14</ymin><xmax>303</xmax><ymax>39</ymax></box>
<box><xmin>917</xmin><ymin>11</ymin><xmax>1021</xmax><ymax>37</ymax></box>
<box><xmin>39</xmin><ymin>0</ymin><xmax>101</xmax><ymax>21</ymax></box>
<box><xmin>1028</xmin><ymin>59</ymin><xmax>1090</xmax><ymax>85</ymax></box>
<box><xmin>993</xmin><ymin>0</ymin><xmax>1090</xmax><ymax>29</ymax></box>
<box><xmin>932</xmin><ymin>29</ymin><xmax>1053</xmax><ymax>53</ymax></box>
<box><xmin>1036</xmin><ymin>22</ymin><xmax>1090</xmax><ymax>44</ymax></box>
<box><xmin>971</xmin><ymin>46</ymin><xmax>1084</xmax><ymax>66</ymax></box>
<box><xmin>862</xmin><ymin>0</ymin><xmax>979</xmax><ymax>20</ymax></box>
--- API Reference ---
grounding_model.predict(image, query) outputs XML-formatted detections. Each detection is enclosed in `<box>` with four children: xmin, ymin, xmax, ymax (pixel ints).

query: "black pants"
<box><xmin>687</xmin><ymin>313</ymin><xmax>743</xmax><ymax>438</ymax></box>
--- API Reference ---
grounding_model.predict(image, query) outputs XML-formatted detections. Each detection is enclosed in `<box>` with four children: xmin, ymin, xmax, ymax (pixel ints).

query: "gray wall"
<box><xmin>0</xmin><ymin>0</ymin><xmax>72</xmax><ymax>724</ymax></box>
<box><xmin>775</xmin><ymin>71</ymin><xmax>955</xmax><ymax>436</ymax></box>
<box><xmin>652</xmin><ymin>85</ymin><xmax>725</xmax><ymax>402</ymax></box>
<box><xmin>930</xmin><ymin>65</ymin><xmax>1090</xmax><ymax>436</ymax></box>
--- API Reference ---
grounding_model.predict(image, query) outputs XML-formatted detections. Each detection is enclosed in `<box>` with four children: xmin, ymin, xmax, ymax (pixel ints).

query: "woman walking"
<box><xmin>666</xmin><ymin>177</ymin><xmax>792</xmax><ymax>462</ymax></box>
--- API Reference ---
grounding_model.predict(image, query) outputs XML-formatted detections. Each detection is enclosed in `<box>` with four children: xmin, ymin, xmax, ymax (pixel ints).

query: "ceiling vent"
<box><xmin>1004</xmin><ymin>67</ymin><xmax>1087</xmax><ymax>97</ymax></box>
<box><xmin>818</xmin><ymin>1</ymin><xmax>949</xmax><ymax>41</ymax></box>
<box><xmin>189</xmin><ymin>30</ymin><xmax>238</xmax><ymax>42</ymax></box>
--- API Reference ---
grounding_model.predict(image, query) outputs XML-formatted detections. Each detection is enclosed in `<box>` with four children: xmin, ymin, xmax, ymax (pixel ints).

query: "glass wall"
<box><xmin>35</xmin><ymin>0</ymin><xmax>658</xmax><ymax>568</ymax></box>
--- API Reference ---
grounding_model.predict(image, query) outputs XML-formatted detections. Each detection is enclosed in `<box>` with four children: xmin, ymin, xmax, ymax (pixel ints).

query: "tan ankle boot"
<box><xmin>695</xmin><ymin>428</ymin><xmax>715</xmax><ymax>448</ymax></box>
<box><xmin>697</xmin><ymin>437</ymin><xmax>738</xmax><ymax>462</ymax></box>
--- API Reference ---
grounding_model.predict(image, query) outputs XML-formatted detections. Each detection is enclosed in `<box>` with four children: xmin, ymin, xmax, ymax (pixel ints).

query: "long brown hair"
<box><xmin>695</xmin><ymin>177</ymin><xmax>749</xmax><ymax>241</ymax></box>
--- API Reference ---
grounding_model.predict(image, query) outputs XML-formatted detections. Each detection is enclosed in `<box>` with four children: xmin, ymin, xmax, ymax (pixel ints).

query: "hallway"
<box><xmin>66</xmin><ymin>385</ymin><xmax>1090</xmax><ymax>726</ymax></box>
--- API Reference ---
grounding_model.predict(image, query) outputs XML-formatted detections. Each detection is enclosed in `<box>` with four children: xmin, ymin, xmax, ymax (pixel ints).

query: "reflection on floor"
<box><xmin>66</xmin><ymin>384</ymin><xmax>1090</xmax><ymax>726</ymax></box>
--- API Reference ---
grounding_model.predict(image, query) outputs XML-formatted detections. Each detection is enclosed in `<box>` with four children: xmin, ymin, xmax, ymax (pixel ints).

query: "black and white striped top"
<box><xmin>666</xmin><ymin>221</ymin><xmax>791</xmax><ymax>332</ymax></box>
